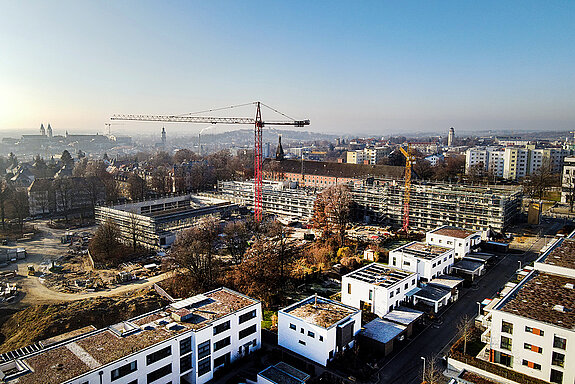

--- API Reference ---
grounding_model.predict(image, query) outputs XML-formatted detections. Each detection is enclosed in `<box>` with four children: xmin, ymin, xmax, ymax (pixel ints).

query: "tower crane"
<box><xmin>111</xmin><ymin>101</ymin><xmax>310</xmax><ymax>222</ymax></box>
<box><xmin>398</xmin><ymin>144</ymin><xmax>415</xmax><ymax>232</ymax></box>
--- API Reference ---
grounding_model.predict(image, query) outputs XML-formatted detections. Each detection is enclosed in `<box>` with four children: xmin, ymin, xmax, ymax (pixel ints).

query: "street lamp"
<box><xmin>421</xmin><ymin>356</ymin><xmax>426</xmax><ymax>382</ymax></box>
<box><xmin>518</xmin><ymin>260</ymin><xmax>522</xmax><ymax>270</ymax></box>
<box><xmin>476</xmin><ymin>301</ymin><xmax>482</xmax><ymax>317</ymax></box>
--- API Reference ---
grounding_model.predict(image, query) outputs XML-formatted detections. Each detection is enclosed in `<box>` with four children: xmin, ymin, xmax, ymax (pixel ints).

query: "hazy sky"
<box><xmin>0</xmin><ymin>1</ymin><xmax>573</xmax><ymax>136</ymax></box>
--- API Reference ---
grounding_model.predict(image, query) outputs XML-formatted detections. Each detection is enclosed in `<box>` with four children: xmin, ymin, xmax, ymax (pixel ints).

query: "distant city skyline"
<box><xmin>0</xmin><ymin>1</ymin><xmax>573</xmax><ymax>136</ymax></box>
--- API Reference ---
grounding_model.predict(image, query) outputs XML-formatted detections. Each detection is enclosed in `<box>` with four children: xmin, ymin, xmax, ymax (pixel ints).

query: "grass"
<box><xmin>261</xmin><ymin>310</ymin><xmax>276</xmax><ymax>330</ymax></box>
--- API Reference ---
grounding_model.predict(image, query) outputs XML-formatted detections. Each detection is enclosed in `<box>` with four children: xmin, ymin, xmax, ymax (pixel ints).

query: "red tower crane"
<box><xmin>111</xmin><ymin>102</ymin><xmax>310</xmax><ymax>222</ymax></box>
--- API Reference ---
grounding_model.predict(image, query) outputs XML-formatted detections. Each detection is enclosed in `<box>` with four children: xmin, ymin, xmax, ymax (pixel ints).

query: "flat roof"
<box><xmin>281</xmin><ymin>295</ymin><xmax>358</xmax><ymax>329</ymax></box>
<box><xmin>13</xmin><ymin>288</ymin><xmax>258</xmax><ymax>384</ymax></box>
<box><xmin>382</xmin><ymin>306</ymin><xmax>424</xmax><ymax>325</ymax></box>
<box><xmin>397</xmin><ymin>242</ymin><xmax>452</xmax><ymax>260</ymax></box>
<box><xmin>430</xmin><ymin>226</ymin><xmax>476</xmax><ymax>239</ymax></box>
<box><xmin>452</xmin><ymin>260</ymin><xmax>484</xmax><ymax>273</ymax></box>
<box><xmin>499</xmin><ymin>272</ymin><xmax>575</xmax><ymax>329</ymax></box>
<box><xmin>542</xmin><ymin>238</ymin><xmax>575</xmax><ymax>269</ymax></box>
<box><xmin>258</xmin><ymin>362</ymin><xmax>310</xmax><ymax>384</ymax></box>
<box><xmin>360</xmin><ymin>318</ymin><xmax>406</xmax><ymax>344</ymax></box>
<box><xmin>428</xmin><ymin>275</ymin><xmax>465</xmax><ymax>290</ymax></box>
<box><xmin>414</xmin><ymin>285</ymin><xmax>451</xmax><ymax>302</ymax></box>
<box><xmin>345</xmin><ymin>263</ymin><xmax>415</xmax><ymax>288</ymax></box>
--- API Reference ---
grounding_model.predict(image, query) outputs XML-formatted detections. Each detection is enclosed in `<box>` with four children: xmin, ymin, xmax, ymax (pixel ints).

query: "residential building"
<box><xmin>388</xmin><ymin>241</ymin><xmax>454</xmax><ymax>281</ymax></box>
<box><xmin>347</xmin><ymin>147</ymin><xmax>390</xmax><ymax>165</ymax></box>
<box><xmin>95</xmin><ymin>194</ymin><xmax>238</xmax><ymax>249</ymax></box>
<box><xmin>424</xmin><ymin>154</ymin><xmax>444</xmax><ymax>167</ymax></box>
<box><xmin>426</xmin><ymin>226</ymin><xmax>482</xmax><ymax>259</ymax></box>
<box><xmin>278</xmin><ymin>295</ymin><xmax>361</xmax><ymax>366</ymax></box>
<box><xmin>257</xmin><ymin>362</ymin><xmax>310</xmax><ymax>384</ymax></box>
<box><xmin>0</xmin><ymin>287</ymin><xmax>262</xmax><ymax>384</ymax></box>
<box><xmin>341</xmin><ymin>263</ymin><xmax>417</xmax><ymax>317</ymax></box>
<box><xmin>480</xmin><ymin>237</ymin><xmax>575</xmax><ymax>384</ymax></box>
<box><xmin>561</xmin><ymin>156</ymin><xmax>575</xmax><ymax>204</ymax></box>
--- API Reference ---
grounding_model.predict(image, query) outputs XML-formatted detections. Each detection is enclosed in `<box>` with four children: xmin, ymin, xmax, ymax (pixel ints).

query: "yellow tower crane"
<box><xmin>399</xmin><ymin>144</ymin><xmax>416</xmax><ymax>232</ymax></box>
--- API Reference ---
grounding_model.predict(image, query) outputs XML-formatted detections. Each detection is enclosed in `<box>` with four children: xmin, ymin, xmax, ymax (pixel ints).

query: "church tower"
<box><xmin>275</xmin><ymin>135</ymin><xmax>285</xmax><ymax>161</ymax></box>
<box><xmin>161</xmin><ymin>127</ymin><xmax>166</xmax><ymax>146</ymax></box>
<box><xmin>47</xmin><ymin>123</ymin><xmax>53</xmax><ymax>138</ymax></box>
<box><xmin>40</xmin><ymin>123</ymin><xmax>45</xmax><ymax>136</ymax></box>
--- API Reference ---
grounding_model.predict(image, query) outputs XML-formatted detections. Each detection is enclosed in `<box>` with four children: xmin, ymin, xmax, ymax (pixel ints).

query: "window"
<box><xmin>392</xmin><ymin>257</ymin><xmax>397</xmax><ymax>265</ymax></box>
<box><xmin>396</xmin><ymin>288</ymin><xmax>400</xmax><ymax>294</ymax></box>
<box><xmin>147</xmin><ymin>363</ymin><xmax>171</xmax><ymax>384</ymax></box>
<box><xmin>412</xmin><ymin>279</ymin><xmax>416</xmax><ymax>285</ymax></box>
<box><xmin>198</xmin><ymin>340</ymin><xmax>211</xmax><ymax>360</ymax></box>
<box><xmin>404</xmin><ymin>283</ymin><xmax>408</xmax><ymax>289</ymax></box>
<box><xmin>523</xmin><ymin>343</ymin><xmax>542</xmax><ymax>353</ymax></box>
<box><xmin>319</xmin><ymin>335</ymin><xmax>323</xmax><ymax>342</ymax></box>
<box><xmin>239</xmin><ymin>309</ymin><xmax>257</xmax><ymax>324</ymax></box>
<box><xmin>404</xmin><ymin>261</ymin><xmax>411</xmax><ymax>266</ymax></box>
<box><xmin>198</xmin><ymin>357</ymin><xmax>211</xmax><ymax>376</ymax></box>
<box><xmin>525</xmin><ymin>326</ymin><xmax>544</xmax><ymax>336</ymax></box>
<box><xmin>550</xmin><ymin>369</ymin><xmax>563</xmax><ymax>384</ymax></box>
<box><xmin>500</xmin><ymin>336</ymin><xmax>512</xmax><ymax>350</ymax></box>
<box><xmin>300</xmin><ymin>328</ymin><xmax>304</xmax><ymax>334</ymax></box>
<box><xmin>111</xmin><ymin>361</ymin><xmax>137</xmax><ymax>381</ymax></box>
<box><xmin>180</xmin><ymin>354</ymin><xmax>192</xmax><ymax>372</ymax></box>
<box><xmin>522</xmin><ymin>360</ymin><xmax>541</xmax><ymax>370</ymax></box>
<box><xmin>390</xmin><ymin>291</ymin><xmax>394</xmax><ymax>298</ymax></box>
<box><xmin>308</xmin><ymin>331</ymin><xmax>315</xmax><ymax>338</ymax></box>
<box><xmin>501</xmin><ymin>321</ymin><xmax>513</xmax><ymax>334</ymax></box>
<box><xmin>369</xmin><ymin>290</ymin><xmax>373</xmax><ymax>300</ymax></box>
<box><xmin>214</xmin><ymin>336</ymin><xmax>231</xmax><ymax>351</ymax></box>
<box><xmin>127</xmin><ymin>381</ymin><xmax>138</xmax><ymax>384</ymax></box>
<box><xmin>348</xmin><ymin>283</ymin><xmax>351</xmax><ymax>294</ymax></box>
<box><xmin>214</xmin><ymin>352</ymin><xmax>230</xmax><ymax>368</ymax></box>
<box><xmin>299</xmin><ymin>340</ymin><xmax>306</xmax><ymax>345</ymax></box>
<box><xmin>239</xmin><ymin>324</ymin><xmax>257</xmax><ymax>339</ymax></box>
<box><xmin>214</xmin><ymin>320</ymin><xmax>231</xmax><ymax>335</ymax></box>
<box><xmin>553</xmin><ymin>335</ymin><xmax>567</xmax><ymax>350</ymax></box>
<box><xmin>180</xmin><ymin>337</ymin><xmax>192</xmax><ymax>355</ymax></box>
<box><xmin>552</xmin><ymin>351</ymin><xmax>565</xmax><ymax>367</ymax></box>
<box><xmin>146</xmin><ymin>346</ymin><xmax>171</xmax><ymax>366</ymax></box>
<box><xmin>290</xmin><ymin>323</ymin><xmax>296</xmax><ymax>330</ymax></box>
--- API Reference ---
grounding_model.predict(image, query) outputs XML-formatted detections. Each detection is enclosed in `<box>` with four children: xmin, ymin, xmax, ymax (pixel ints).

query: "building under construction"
<box><xmin>216</xmin><ymin>179</ymin><xmax>522</xmax><ymax>232</ymax></box>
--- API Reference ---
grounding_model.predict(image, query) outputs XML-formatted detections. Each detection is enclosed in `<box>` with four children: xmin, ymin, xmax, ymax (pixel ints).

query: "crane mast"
<box><xmin>399</xmin><ymin>144</ymin><xmax>415</xmax><ymax>232</ymax></box>
<box><xmin>111</xmin><ymin>102</ymin><xmax>309</xmax><ymax>222</ymax></box>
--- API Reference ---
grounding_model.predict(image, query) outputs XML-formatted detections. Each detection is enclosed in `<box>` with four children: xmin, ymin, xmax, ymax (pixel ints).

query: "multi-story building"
<box><xmin>561</xmin><ymin>156</ymin><xmax>575</xmax><ymax>204</ymax></box>
<box><xmin>95</xmin><ymin>194</ymin><xmax>238</xmax><ymax>249</ymax></box>
<box><xmin>347</xmin><ymin>147</ymin><xmax>390</xmax><ymax>165</ymax></box>
<box><xmin>388</xmin><ymin>241</ymin><xmax>454</xmax><ymax>281</ymax></box>
<box><xmin>503</xmin><ymin>147</ymin><xmax>530</xmax><ymax>179</ymax></box>
<box><xmin>0</xmin><ymin>287</ymin><xmax>262</xmax><ymax>384</ymax></box>
<box><xmin>481</xmin><ymin>237</ymin><xmax>575</xmax><ymax>384</ymax></box>
<box><xmin>278</xmin><ymin>295</ymin><xmax>361</xmax><ymax>366</ymax></box>
<box><xmin>341</xmin><ymin>263</ymin><xmax>417</xmax><ymax>317</ymax></box>
<box><xmin>426</xmin><ymin>226</ymin><xmax>482</xmax><ymax>259</ymax></box>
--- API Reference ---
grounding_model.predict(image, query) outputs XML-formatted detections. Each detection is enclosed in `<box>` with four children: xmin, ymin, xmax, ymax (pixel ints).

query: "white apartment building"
<box><xmin>278</xmin><ymin>295</ymin><xmax>361</xmax><ymax>366</ymax></box>
<box><xmin>503</xmin><ymin>147</ymin><xmax>530</xmax><ymax>179</ymax></box>
<box><xmin>424</xmin><ymin>154</ymin><xmax>444</xmax><ymax>167</ymax></box>
<box><xmin>426</xmin><ymin>226</ymin><xmax>482</xmax><ymax>259</ymax></box>
<box><xmin>389</xmin><ymin>241</ymin><xmax>454</xmax><ymax>281</ymax></box>
<box><xmin>485</xmin><ymin>238</ymin><xmax>575</xmax><ymax>384</ymax></box>
<box><xmin>561</xmin><ymin>156</ymin><xmax>575</xmax><ymax>203</ymax></box>
<box><xmin>346</xmin><ymin>147</ymin><xmax>388</xmax><ymax>165</ymax></box>
<box><xmin>0</xmin><ymin>288</ymin><xmax>261</xmax><ymax>384</ymax></box>
<box><xmin>341</xmin><ymin>263</ymin><xmax>417</xmax><ymax>317</ymax></box>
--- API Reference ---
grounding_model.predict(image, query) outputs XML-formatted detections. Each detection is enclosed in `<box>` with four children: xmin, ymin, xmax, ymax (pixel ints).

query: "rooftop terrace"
<box><xmin>399</xmin><ymin>241</ymin><xmax>452</xmax><ymax>260</ymax></box>
<box><xmin>11</xmin><ymin>288</ymin><xmax>258</xmax><ymax>384</ymax></box>
<box><xmin>282</xmin><ymin>296</ymin><xmax>358</xmax><ymax>329</ymax></box>
<box><xmin>346</xmin><ymin>263</ymin><xmax>414</xmax><ymax>287</ymax></box>
<box><xmin>500</xmin><ymin>272</ymin><xmax>575</xmax><ymax>330</ymax></box>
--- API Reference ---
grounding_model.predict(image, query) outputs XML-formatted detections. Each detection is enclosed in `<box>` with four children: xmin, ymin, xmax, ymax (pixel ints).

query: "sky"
<box><xmin>0</xmin><ymin>1</ymin><xmax>574</xmax><ymax>137</ymax></box>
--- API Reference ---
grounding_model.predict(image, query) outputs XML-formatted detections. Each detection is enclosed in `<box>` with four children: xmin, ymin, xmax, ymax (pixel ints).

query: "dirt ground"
<box><xmin>0</xmin><ymin>220</ymin><xmax>170</xmax><ymax>306</ymax></box>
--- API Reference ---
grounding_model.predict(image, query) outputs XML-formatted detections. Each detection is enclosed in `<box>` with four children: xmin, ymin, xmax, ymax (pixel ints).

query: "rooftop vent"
<box><xmin>553</xmin><ymin>305</ymin><xmax>565</xmax><ymax>313</ymax></box>
<box><xmin>565</xmin><ymin>283</ymin><xmax>574</xmax><ymax>289</ymax></box>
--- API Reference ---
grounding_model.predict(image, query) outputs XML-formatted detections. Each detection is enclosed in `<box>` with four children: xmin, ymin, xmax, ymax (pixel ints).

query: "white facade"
<box><xmin>561</xmin><ymin>156</ymin><xmax>575</xmax><ymax>204</ymax></box>
<box><xmin>426</xmin><ymin>226</ymin><xmax>482</xmax><ymax>259</ymax></box>
<box><xmin>424</xmin><ymin>154</ymin><xmax>444</xmax><ymax>167</ymax></box>
<box><xmin>278</xmin><ymin>296</ymin><xmax>361</xmax><ymax>366</ymax></box>
<box><xmin>341</xmin><ymin>263</ymin><xmax>417</xmax><ymax>317</ymax></box>
<box><xmin>1</xmin><ymin>288</ymin><xmax>261</xmax><ymax>384</ymax></box>
<box><xmin>389</xmin><ymin>241</ymin><xmax>454</xmax><ymax>281</ymax></box>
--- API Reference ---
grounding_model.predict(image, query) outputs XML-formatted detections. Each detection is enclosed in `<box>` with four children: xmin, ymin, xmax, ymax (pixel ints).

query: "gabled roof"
<box><xmin>263</xmin><ymin>159</ymin><xmax>404</xmax><ymax>179</ymax></box>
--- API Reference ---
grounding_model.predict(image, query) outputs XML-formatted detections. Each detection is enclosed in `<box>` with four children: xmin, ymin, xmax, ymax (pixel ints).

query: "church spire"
<box><xmin>275</xmin><ymin>135</ymin><xmax>285</xmax><ymax>161</ymax></box>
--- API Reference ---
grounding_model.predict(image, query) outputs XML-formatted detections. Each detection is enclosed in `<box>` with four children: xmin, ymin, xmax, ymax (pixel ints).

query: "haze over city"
<box><xmin>1</xmin><ymin>1</ymin><xmax>574</xmax><ymax>136</ymax></box>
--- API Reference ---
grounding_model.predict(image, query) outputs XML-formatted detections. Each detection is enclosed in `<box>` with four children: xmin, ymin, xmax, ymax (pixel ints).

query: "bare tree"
<box><xmin>422</xmin><ymin>354</ymin><xmax>443</xmax><ymax>384</ymax></box>
<box><xmin>9</xmin><ymin>191</ymin><xmax>29</xmax><ymax>235</ymax></box>
<box><xmin>90</xmin><ymin>219</ymin><xmax>121</xmax><ymax>261</ymax></box>
<box><xmin>127</xmin><ymin>211</ymin><xmax>144</xmax><ymax>252</ymax></box>
<box><xmin>457</xmin><ymin>314</ymin><xmax>474</xmax><ymax>355</ymax></box>
<box><xmin>313</xmin><ymin>185</ymin><xmax>352</xmax><ymax>247</ymax></box>
<box><xmin>222</xmin><ymin>221</ymin><xmax>251</xmax><ymax>265</ymax></box>
<box><xmin>127</xmin><ymin>173</ymin><xmax>147</xmax><ymax>200</ymax></box>
<box><xmin>0</xmin><ymin>181</ymin><xmax>13</xmax><ymax>230</ymax></box>
<box><xmin>523</xmin><ymin>158</ymin><xmax>558</xmax><ymax>200</ymax></box>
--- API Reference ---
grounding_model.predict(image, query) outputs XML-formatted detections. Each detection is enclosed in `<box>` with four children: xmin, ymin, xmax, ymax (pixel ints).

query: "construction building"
<box><xmin>278</xmin><ymin>295</ymin><xmax>361</xmax><ymax>366</ymax></box>
<box><xmin>95</xmin><ymin>194</ymin><xmax>238</xmax><ymax>249</ymax></box>
<box><xmin>0</xmin><ymin>287</ymin><xmax>262</xmax><ymax>384</ymax></box>
<box><xmin>217</xmin><ymin>178</ymin><xmax>522</xmax><ymax>232</ymax></box>
<box><xmin>454</xmin><ymin>235</ymin><xmax>575</xmax><ymax>384</ymax></box>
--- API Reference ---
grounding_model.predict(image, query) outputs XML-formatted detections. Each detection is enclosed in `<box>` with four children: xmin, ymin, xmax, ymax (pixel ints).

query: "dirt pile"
<box><xmin>0</xmin><ymin>288</ymin><xmax>168</xmax><ymax>353</ymax></box>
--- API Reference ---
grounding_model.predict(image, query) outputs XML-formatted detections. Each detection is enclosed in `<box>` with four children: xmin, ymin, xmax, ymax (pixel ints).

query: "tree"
<box><xmin>53</xmin><ymin>177</ymin><xmax>73</xmax><ymax>221</ymax></box>
<box><xmin>457</xmin><ymin>314</ymin><xmax>474</xmax><ymax>355</ymax></box>
<box><xmin>173</xmin><ymin>149</ymin><xmax>197</xmax><ymax>163</ymax></box>
<box><xmin>7</xmin><ymin>191</ymin><xmax>29</xmax><ymax>234</ymax></box>
<box><xmin>312</xmin><ymin>185</ymin><xmax>352</xmax><ymax>247</ymax></box>
<box><xmin>222</xmin><ymin>221</ymin><xmax>251</xmax><ymax>265</ymax></box>
<box><xmin>523</xmin><ymin>159</ymin><xmax>558</xmax><ymax>200</ymax></box>
<box><xmin>7</xmin><ymin>152</ymin><xmax>18</xmax><ymax>169</ymax></box>
<box><xmin>127</xmin><ymin>173</ymin><xmax>147</xmax><ymax>200</ymax></box>
<box><xmin>127</xmin><ymin>211</ymin><xmax>144</xmax><ymax>252</ymax></box>
<box><xmin>151</xmin><ymin>166</ymin><xmax>172</xmax><ymax>195</ymax></box>
<box><xmin>413</xmin><ymin>159</ymin><xmax>434</xmax><ymax>180</ymax></box>
<box><xmin>264</xmin><ymin>220</ymin><xmax>294</xmax><ymax>282</ymax></box>
<box><xmin>90</xmin><ymin>219</ymin><xmax>122</xmax><ymax>261</ymax></box>
<box><xmin>60</xmin><ymin>150</ymin><xmax>74</xmax><ymax>168</ymax></box>
<box><xmin>171</xmin><ymin>218</ymin><xmax>220</xmax><ymax>292</ymax></box>
<box><xmin>32</xmin><ymin>155</ymin><xmax>49</xmax><ymax>178</ymax></box>
<box><xmin>422</xmin><ymin>354</ymin><xmax>443</xmax><ymax>384</ymax></box>
<box><xmin>0</xmin><ymin>181</ymin><xmax>13</xmax><ymax>230</ymax></box>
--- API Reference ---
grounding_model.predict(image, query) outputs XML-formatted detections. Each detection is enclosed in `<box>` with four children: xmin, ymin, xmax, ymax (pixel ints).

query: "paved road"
<box><xmin>374</xmin><ymin>224</ymin><xmax>561</xmax><ymax>384</ymax></box>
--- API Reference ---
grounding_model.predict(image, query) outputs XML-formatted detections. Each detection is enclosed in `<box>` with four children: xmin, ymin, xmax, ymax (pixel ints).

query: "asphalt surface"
<box><xmin>374</xmin><ymin>221</ymin><xmax>563</xmax><ymax>384</ymax></box>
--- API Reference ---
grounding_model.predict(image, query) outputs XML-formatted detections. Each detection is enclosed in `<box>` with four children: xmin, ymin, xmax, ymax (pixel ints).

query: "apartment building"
<box><xmin>346</xmin><ymin>147</ymin><xmax>389</xmax><ymax>165</ymax></box>
<box><xmin>95</xmin><ymin>194</ymin><xmax>237</xmax><ymax>249</ymax></box>
<box><xmin>341</xmin><ymin>263</ymin><xmax>417</xmax><ymax>317</ymax></box>
<box><xmin>0</xmin><ymin>287</ymin><xmax>262</xmax><ymax>384</ymax></box>
<box><xmin>278</xmin><ymin>295</ymin><xmax>361</xmax><ymax>366</ymax></box>
<box><xmin>426</xmin><ymin>226</ymin><xmax>482</xmax><ymax>259</ymax></box>
<box><xmin>388</xmin><ymin>241</ymin><xmax>454</xmax><ymax>281</ymax></box>
<box><xmin>484</xmin><ymin>238</ymin><xmax>575</xmax><ymax>384</ymax></box>
<box><xmin>561</xmin><ymin>156</ymin><xmax>575</xmax><ymax>204</ymax></box>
